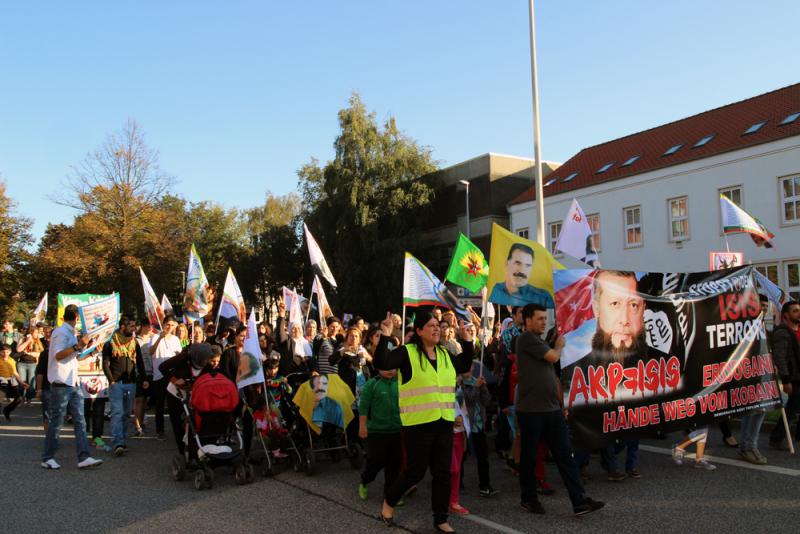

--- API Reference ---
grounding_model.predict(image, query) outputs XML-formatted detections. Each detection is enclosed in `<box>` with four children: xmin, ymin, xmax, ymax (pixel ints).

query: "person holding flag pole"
<box><xmin>374</xmin><ymin>308</ymin><xmax>476</xmax><ymax>533</ymax></box>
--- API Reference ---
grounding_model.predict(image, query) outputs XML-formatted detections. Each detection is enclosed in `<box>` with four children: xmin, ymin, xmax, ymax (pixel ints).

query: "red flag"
<box><xmin>555</xmin><ymin>271</ymin><xmax>596</xmax><ymax>336</ymax></box>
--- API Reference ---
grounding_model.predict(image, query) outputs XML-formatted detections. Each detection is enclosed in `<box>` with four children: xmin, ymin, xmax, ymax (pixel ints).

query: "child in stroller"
<box><xmin>164</xmin><ymin>343</ymin><xmax>252</xmax><ymax>489</ymax></box>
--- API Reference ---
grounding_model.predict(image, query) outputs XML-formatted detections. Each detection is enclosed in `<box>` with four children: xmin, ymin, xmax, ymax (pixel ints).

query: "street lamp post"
<box><xmin>528</xmin><ymin>0</ymin><xmax>546</xmax><ymax>247</ymax></box>
<box><xmin>459</xmin><ymin>179</ymin><xmax>470</xmax><ymax>239</ymax></box>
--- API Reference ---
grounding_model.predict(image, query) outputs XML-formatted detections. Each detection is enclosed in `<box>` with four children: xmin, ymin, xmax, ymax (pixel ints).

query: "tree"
<box><xmin>0</xmin><ymin>180</ymin><xmax>34</xmax><ymax>317</ymax></box>
<box><xmin>298</xmin><ymin>93</ymin><xmax>439</xmax><ymax>318</ymax></box>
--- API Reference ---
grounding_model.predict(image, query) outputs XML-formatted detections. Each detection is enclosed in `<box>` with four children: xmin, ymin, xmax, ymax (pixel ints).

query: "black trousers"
<box><xmin>494</xmin><ymin>408</ymin><xmax>512</xmax><ymax>453</ymax></box>
<box><xmin>166</xmin><ymin>393</ymin><xmax>185</xmax><ymax>454</ymax></box>
<box><xmin>153</xmin><ymin>378</ymin><xmax>169</xmax><ymax>434</ymax></box>
<box><xmin>385</xmin><ymin>419</ymin><xmax>453</xmax><ymax>526</ymax></box>
<box><xmin>83</xmin><ymin>397</ymin><xmax>106</xmax><ymax>439</ymax></box>
<box><xmin>361</xmin><ymin>432</ymin><xmax>402</xmax><ymax>496</ymax></box>
<box><xmin>470</xmin><ymin>430</ymin><xmax>491</xmax><ymax>489</ymax></box>
<box><xmin>518</xmin><ymin>410</ymin><xmax>585</xmax><ymax>507</ymax></box>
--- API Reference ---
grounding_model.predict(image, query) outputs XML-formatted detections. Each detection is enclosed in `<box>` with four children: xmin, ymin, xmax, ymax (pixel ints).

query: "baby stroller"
<box><xmin>246</xmin><ymin>380</ymin><xmax>303</xmax><ymax>477</ymax></box>
<box><xmin>170</xmin><ymin>371</ymin><xmax>253</xmax><ymax>490</ymax></box>
<box><xmin>290</xmin><ymin>373</ymin><xmax>363</xmax><ymax>475</ymax></box>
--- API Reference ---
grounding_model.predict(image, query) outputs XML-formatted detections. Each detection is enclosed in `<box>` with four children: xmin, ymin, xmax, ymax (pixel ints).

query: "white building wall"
<box><xmin>509</xmin><ymin>136</ymin><xmax>800</xmax><ymax>299</ymax></box>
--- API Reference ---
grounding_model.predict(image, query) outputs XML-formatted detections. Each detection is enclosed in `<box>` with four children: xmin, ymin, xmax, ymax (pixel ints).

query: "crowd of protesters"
<box><xmin>1</xmin><ymin>296</ymin><xmax>799</xmax><ymax>532</ymax></box>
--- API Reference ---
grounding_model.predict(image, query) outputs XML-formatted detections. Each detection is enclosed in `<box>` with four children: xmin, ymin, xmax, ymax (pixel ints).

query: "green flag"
<box><xmin>445</xmin><ymin>233</ymin><xmax>489</xmax><ymax>293</ymax></box>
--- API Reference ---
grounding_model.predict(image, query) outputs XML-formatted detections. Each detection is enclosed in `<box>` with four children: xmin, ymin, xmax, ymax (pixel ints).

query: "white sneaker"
<box><xmin>77</xmin><ymin>456</ymin><xmax>103</xmax><ymax>469</ymax></box>
<box><xmin>41</xmin><ymin>459</ymin><xmax>61</xmax><ymax>470</ymax></box>
<box><xmin>694</xmin><ymin>459</ymin><xmax>717</xmax><ymax>471</ymax></box>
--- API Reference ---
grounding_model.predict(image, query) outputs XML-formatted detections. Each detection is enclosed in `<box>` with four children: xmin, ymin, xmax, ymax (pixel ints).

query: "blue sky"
<box><xmin>1</xmin><ymin>0</ymin><xmax>798</xmax><ymax>238</ymax></box>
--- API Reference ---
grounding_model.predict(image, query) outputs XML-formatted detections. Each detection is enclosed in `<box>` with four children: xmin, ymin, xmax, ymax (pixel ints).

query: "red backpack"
<box><xmin>190</xmin><ymin>372</ymin><xmax>239</xmax><ymax>414</ymax></box>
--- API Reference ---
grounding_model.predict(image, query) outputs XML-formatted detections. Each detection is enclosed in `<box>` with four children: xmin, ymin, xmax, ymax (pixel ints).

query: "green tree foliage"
<box><xmin>298</xmin><ymin>93</ymin><xmax>439</xmax><ymax>319</ymax></box>
<box><xmin>0</xmin><ymin>180</ymin><xmax>34</xmax><ymax>317</ymax></box>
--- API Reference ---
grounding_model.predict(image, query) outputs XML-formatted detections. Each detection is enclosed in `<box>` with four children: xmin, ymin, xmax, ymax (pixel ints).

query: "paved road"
<box><xmin>2</xmin><ymin>402</ymin><xmax>798</xmax><ymax>533</ymax></box>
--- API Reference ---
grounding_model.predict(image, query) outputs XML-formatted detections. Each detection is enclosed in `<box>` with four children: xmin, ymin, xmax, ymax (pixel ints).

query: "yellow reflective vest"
<box><xmin>398</xmin><ymin>344</ymin><xmax>456</xmax><ymax>426</ymax></box>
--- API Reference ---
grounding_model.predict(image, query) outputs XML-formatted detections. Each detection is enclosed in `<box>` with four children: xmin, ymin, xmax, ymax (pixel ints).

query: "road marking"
<box><xmin>462</xmin><ymin>513</ymin><xmax>528</xmax><ymax>534</ymax></box>
<box><xmin>638</xmin><ymin>444</ymin><xmax>800</xmax><ymax>476</ymax></box>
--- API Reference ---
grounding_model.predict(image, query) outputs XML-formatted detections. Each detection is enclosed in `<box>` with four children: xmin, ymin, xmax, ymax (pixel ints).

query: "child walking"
<box><xmin>449</xmin><ymin>388</ymin><xmax>470</xmax><ymax>515</ymax></box>
<box><xmin>357</xmin><ymin>369</ymin><xmax>402</xmax><ymax>500</ymax></box>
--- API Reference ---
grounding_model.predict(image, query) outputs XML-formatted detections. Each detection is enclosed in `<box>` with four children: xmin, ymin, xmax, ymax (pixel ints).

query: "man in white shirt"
<box><xmin>148</xmin><ymin>315</ymin><xmax>182</xmax><ymax>440</ymax></box>
<box><xmin>41</xmin><ymin>304</ymin><xmax>103</xmax><ymax>470</ymax></box>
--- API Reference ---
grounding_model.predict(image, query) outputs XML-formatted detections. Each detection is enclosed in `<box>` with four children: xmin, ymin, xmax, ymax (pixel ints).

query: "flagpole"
<box><xmin>401</xmin><ymin>305</ymin><xmax>406</xmax><ymax>345</ymax></box>
<box><xmin>528</xmin><ymin>0</ymin><xmax>546</xmax><ymax>247</ymax></box>
<box><xmin>779</xmin><ymin>407</ymin><xmax>796</xmax><ymax>454</ymax></box>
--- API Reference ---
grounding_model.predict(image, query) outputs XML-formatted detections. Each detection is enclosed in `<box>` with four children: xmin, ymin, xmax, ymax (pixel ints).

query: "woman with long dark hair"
<box><xmin>373</xmin><ymin>311</ymin><xmax>474</xmax><ymax>533</ymax></box>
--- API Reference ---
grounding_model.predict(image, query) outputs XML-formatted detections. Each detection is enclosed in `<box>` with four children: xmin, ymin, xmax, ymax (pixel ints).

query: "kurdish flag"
<box><xmin>403</xmin><ymin>252</ymin><xmax>470</xmax><ymax>321</ymax></box>
<box><xmin>720</xmin><ymin>194</ymin><xmax>774</xmax><ymax>248</ymax></box>
<box><xmin>445</xmin><ymin>233</ymin><xmax>489</xmax><ymax>293</ymax></box>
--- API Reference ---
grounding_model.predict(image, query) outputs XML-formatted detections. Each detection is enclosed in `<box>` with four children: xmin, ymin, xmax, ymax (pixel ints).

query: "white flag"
<box><xmin>33</xmin><ymin>293</ymin><xmax>48</xmax><ymax>323</ymax></box>
<box><xmin>555</xmin><ymin>199</ymin><xmax>598</xmax><ymax>267</ymax></box>
<box><xmin>237</xmin><ymin>309</ymin><xmax>265</xmax><ymax>389</ymax></box>
<box><xmin>184</xmin><ymin>244</ymin><xmax>210</xmax><ymax>322</ymax></box>
<box><xmin>216</xmin><ymin>268</ymin><xmax>246</xmax><ymax>333</ymax></box>
<box><xmin>161</xmin><ymin>294</ymin><xmax>173</xmax><ymax>314</ymax></box>
<box><xmin>288</xmin><ymin>288</ymin><xmax>303</xmax><ymax>328</ymax></box>
<box><xmin>304</xmin><ymin>223</ymin><xmax>338</xmax><ymax>288</ymax></box>
<box><xmin>140</xmin><ymin>268</ymin><xmax>164</xmax><ymax>331</ymax></box>
<box><xmin>312</xmin><ymin>275</ymin><xmax>332</xmax><ymax>323</ymax></box>
<box><xmin>720</xmin><ymin>194</ymin><xmax>774</xmax><ymax>248</ymax></box>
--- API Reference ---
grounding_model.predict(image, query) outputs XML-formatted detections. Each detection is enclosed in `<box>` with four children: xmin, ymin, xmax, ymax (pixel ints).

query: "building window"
<box><xmin>548</xmin><ymin>222</ymin><xmax>562</xmax><ymax>256</ymax></box>
<box><xmin>596</xmin><ymin>162</ymin><xmax>615</xmax><ymax>174</ymax></box>
<box><xmin>516</xmin><ymin>227</ymin><xmax>529</xmax><ymax>239</ymax></box>
<box><xmin>787</xmin><ymin>261</ymin><xmax>800</xmax><ymax>302</ymax></box>
<box><xmin>587</xmin><ymin>213</ymin><xmax>601</xmax><ymax>252</ymax></box>
<box><xmin>663</xmin><ymin>143</ymin><xmax>683</xmax><ymax>156</ymax></box>
<box><xmin>755</xmin><ymin>263</ymin><xmax>779</xmax><ymax>285</ymax></box>
<box><xmin>623</xmin><ymin>206</ymin><xmax>642</xmax><ymax>248</ymax></box>
<box><xmin>743</xmin><ymin>121</ymin><xmax>767</xmax><ymax>135</ymax></box>
<box><xmin>780</xmin><ymin>175</ymin><xmax>800</xmax><ymax>224</ymax></box>
<box><xmin>719</xmin><ymin>186</ymin><xmax>743</xmax><ymax>232</ymax></box>
<box><xmin>669</xmin><ymin>196</ymin><xmax>689</xmax><ymax>241</ymax></box>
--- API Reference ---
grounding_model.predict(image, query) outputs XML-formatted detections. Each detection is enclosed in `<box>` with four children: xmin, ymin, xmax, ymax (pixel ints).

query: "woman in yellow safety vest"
<box><xmin>374</xmin><ymin>311</ymin><xmax>474</xmax><ymax>534</ymax></box>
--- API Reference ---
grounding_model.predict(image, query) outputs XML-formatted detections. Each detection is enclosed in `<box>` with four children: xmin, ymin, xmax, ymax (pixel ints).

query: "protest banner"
<box><xmin>56</xmin><ymin>293</ymin><xmax>112</xmax><ymax>327</ymax></box>
<box><xmin>77</xmin><ymin>293</ymin><xmax>120</xmax><ymax>360</ymax></box>
<box><xmin>488</xmin><ymin>222</ymin><xmax>562</xmax><ymax>308</ymax></box>
<box><xmin>556</xmin><ymin>266</ymin><xmax>781</xmax><ymax>448</ymax></box>
<box><xmin>710</xmin><ymin>251</ymin><xmax>744</xmax><ymax>271</ymax></box>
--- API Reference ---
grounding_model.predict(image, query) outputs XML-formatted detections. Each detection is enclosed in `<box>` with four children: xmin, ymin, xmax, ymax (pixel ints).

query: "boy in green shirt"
<box><xmin>357</xmin><ymin>369</ymin><xmax>401</xmax><ymax>500</ymax></box>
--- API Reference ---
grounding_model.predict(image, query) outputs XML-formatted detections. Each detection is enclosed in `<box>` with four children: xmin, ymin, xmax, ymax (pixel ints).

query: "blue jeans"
<box><xmin>42</xmin><ymin>385</ymin><xmax>91</xmax><ymax>462</ymax></box>
<box><xmin>517</xmin><ymin>410</ymin><xmax>586</xmax><ymax>507</ymax></box>
<box><xmin>603</xmin><ymin>440</ymin><xmax>639</xmax><ymax>472</ymax></box>
<box><xmin>17</xmin><ymin>361</ymin><xmax>37</xmax><ymax>400</ymax></box>
<box><xmin>739</xmin><ymin>409</ymin><xmax>766</xmax><ymax>451</ymax></box>
<box><xmin>109</xmin><ymin>382</ymin><xmax>135</xmax><ymax>448</ymax></box>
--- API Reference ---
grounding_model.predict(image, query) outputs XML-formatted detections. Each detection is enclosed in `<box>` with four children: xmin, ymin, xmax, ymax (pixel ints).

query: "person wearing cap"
<box><xmin>102</xmin><ymin>317</ymin><xmax>145</xmax><ymax>457</ymax></box>
<box><xmin>159</xmin><ymin>342</ymin><xmax>215</xmax><ymax>454</ymax></box>
<box><xmin>41</xmin><ymin>304</ymin><xmax>103</xmax><ymax>470</ymax></box>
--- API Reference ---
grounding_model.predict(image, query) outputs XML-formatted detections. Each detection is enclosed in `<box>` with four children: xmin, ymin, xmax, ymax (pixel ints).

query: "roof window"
<box><xmin>780</xmin><ymin>112</ymin><xmax>800</xmax><ymax>126</ymax></box>
<box><xmin>663</xmin><ymin>143</ymin><xmax>683</xmax><ymax>156</ymax></box>
<box><xmin>596</xmin><ymin>162</ymin><xmax>615</xmax><ymax>174</ymax></box>
<box><xmin>620</xmin><ymin>155</ymin><xmax>640</xmax><ymax>167</ymax></box>
<box><xmin>562</xmin><ymin>172</ymin><xmax>579</xmax><ymax>183</ymax></box>
<box><xmin>693</xmin><ymin>134</ymin><xmax>715</xmax><ymax>148</ymax></box>
<box><xmin>743</xmin><ymin>121</ymin><xmax>767</xmax><ymax>135</ymax></box>
<box><xmin>544</xmin><ymin>178</ymin><xmax>557</xmax><ymax>187</ymax></box>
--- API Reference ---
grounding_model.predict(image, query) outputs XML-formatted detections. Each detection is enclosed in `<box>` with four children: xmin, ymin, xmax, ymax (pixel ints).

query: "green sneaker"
<box><xmin>358</xmin><ymin>483</ymin><xmax>368</xmax><ymax>500</ymax></box>
<box><xmin>93</xmin><ymin>437</ymin><xmax>112</xmax><ymax>452</ymax></box>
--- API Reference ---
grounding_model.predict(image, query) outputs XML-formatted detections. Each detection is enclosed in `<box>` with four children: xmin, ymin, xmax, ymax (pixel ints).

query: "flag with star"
<box><xmin>445</xmin><ymin>233</ymin><xmax>489</xmax><ymax>293</ymax></box>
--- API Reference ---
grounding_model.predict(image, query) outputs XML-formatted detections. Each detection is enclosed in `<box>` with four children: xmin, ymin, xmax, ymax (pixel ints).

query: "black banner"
<box><xmin>554</xmin><ymin>266</ymin><xmax>781</xmax><ymax>449</ymax></box>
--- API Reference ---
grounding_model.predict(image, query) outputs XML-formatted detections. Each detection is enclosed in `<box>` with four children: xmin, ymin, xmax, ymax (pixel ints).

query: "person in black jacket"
<box><xmin>159</xmin><ymin>343</ymin><xmax>216</xmax><ymax>454</ymax></box>
<box><xmin>102</xmin><ymin>317</ymin><xmax>145</xmax><ymax>456</ymax></box>
<box><xmin>769</xmin><ymin>301</ymin><xmax>800</xmax><ymax>449</ymax></box>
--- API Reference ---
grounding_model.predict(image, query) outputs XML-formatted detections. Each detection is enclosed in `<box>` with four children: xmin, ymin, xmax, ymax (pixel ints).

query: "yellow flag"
<box><xmin>488</xmin><ymin>223</ymin><xmax>563</xmax><ymax>308</ymax></box>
